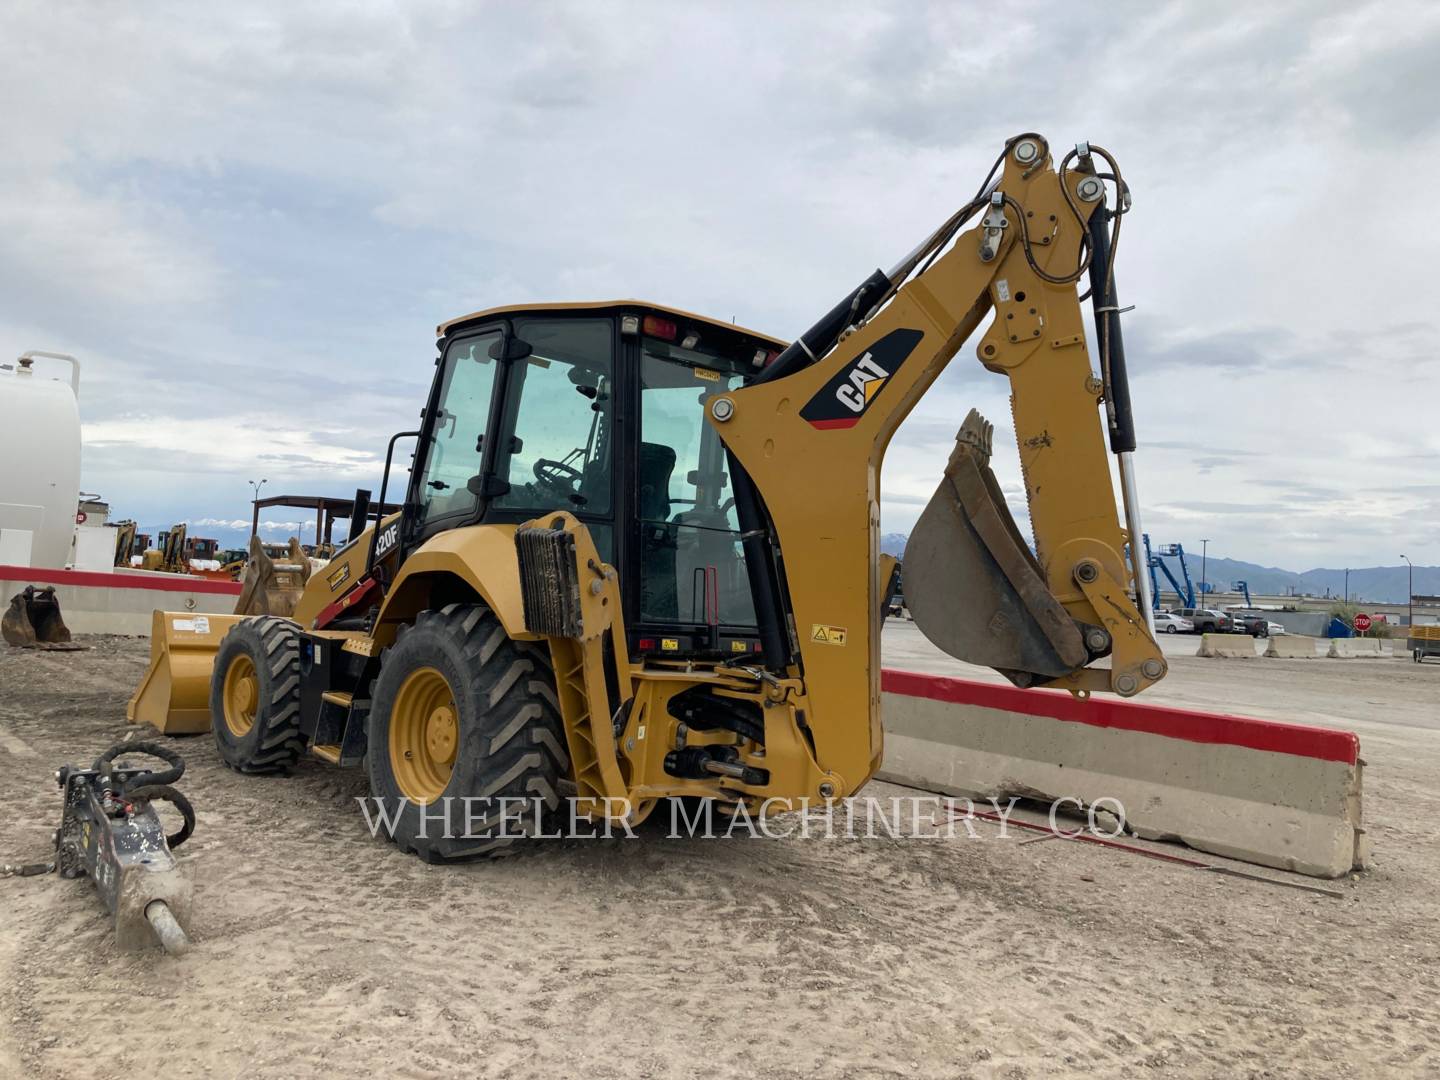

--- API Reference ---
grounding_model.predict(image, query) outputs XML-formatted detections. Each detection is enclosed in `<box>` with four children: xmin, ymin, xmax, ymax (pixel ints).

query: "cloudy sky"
<box><xmin>3</xmin><ymin>1</ymin><xmax>1437</xmax><ymax>568</ymax></box>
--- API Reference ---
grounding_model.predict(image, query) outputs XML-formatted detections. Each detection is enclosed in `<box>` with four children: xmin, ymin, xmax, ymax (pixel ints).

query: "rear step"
<box><xmin>321</xmin><ymin>690</ymin><xmax>353</xmax><ymax>708</ymax></box>
<box><xmin>311</xmin><ymin>744</ymin><xmax>342</xmax><ymax>764</ymax></box>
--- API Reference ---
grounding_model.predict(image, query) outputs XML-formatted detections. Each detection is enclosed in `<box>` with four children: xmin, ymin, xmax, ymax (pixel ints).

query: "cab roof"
<box><xmin>438</xmin><ymin>300</ymin><xmax>785</xmax><ymax>348</ymax></box>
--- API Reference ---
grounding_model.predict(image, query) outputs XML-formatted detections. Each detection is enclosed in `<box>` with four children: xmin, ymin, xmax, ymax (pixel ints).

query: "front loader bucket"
<box><xmin>903</xmin><ymin>410</ymin><xmax>1089</xmax><ymax>687</ymax></box>
<box><xmin>2</xmin><ymin>586</ymin><xmax>73</xmax><ymax>648</ymax></box>
<box><xmin>127</xmin><ymin>610</ymin><xmax>246</xmax><ymax>734</ymax></box>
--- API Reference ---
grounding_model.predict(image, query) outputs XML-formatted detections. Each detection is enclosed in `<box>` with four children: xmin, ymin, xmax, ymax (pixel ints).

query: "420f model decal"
<box><xmin>799</xmin><ymin>328</ymin><xmax>924</xmax><ymax>430</ymax></box>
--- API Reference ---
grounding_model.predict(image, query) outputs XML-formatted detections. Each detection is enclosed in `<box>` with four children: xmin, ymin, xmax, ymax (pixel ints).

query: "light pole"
<box><xmin>1402</xmin><ymin>555</ymin><xmax>1413</xmax><ymax>632</ymax></box>
<box><xmin>1200</xmin><ymin>538</ymin><xmax>1210</xmax><ymax>606</ymax></box>
<box><xmin>1344</xmin><ymin>568</ymin><xmax>1349</xmax><ymax>605</ymax></box>
<box><xmin>249</xmin><ymin>478</ymin><xmax>268</xmax><ymax>538</ymax></box>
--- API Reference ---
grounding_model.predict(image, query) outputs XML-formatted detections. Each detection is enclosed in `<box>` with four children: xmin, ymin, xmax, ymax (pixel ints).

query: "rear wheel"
<box><xmin>366</xmin><ymin>604</ymin><xmax>568</xmax><ymax>862</ymax></box>
<box><xmin>1164</xmin><ymin>625</ymin><xmax>1177</xmax><ymax>634</ymax></box>
<box><xmin>210</xmin><ymin>616</ymin><xmax>304</xmax><ymax>774</ymax></box>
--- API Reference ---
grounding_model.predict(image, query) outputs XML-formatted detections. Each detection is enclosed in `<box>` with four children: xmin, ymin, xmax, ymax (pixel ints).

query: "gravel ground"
<box><xmin>2</xmin><ymin>631</ymin><xmax>1438</xmax><ymax>1079</ymax></box>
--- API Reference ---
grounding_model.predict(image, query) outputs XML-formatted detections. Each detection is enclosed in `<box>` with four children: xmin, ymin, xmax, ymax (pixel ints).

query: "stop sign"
<box><xmin>1354</xmin><ymin>613</ymin><xmax>1373</xmax><ymax>633</ymax></box>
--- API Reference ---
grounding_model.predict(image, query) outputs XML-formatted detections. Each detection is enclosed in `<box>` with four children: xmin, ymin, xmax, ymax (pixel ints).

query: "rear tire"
<box><xmin>366</xmin><ymin>604</ymin><xmax>568</xmax><ymax>862</ymax></box>
<box><xmin>210</xmin><ymin>616</ymin><xmax>304</xmax><ymax>774</ymax></box>
<box><xmin>1164</xmin><ymin>625</ymin><xmax>1177</xmax><ymax>634</ymax></box>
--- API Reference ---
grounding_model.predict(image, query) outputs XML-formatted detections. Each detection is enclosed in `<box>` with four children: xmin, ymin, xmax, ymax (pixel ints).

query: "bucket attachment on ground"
<box><xmin>127</xmin><ymin>610</ymin><xmax>246</xmax><ymax>734</ymax></box>
<box><xmin>2</xmin><ymin>585</ymin><xmax>81</xmax><ymax>649</ymax></box>
<box><xmin>902</xmin><ymin>410</ymin><xmax>1089</xmax><ymax>687</ymax></box>
<box><xmin>233</xmin><ymin>535</ymin><xmax>312</xmax><ymax>617</ymax></box>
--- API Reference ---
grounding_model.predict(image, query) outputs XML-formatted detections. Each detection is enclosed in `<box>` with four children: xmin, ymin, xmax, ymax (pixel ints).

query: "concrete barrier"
<box><xmin>1327</xmin><ymin>638</ymin><xmax>1383</xmax><ymax>658</ymax></box>
<box><xmin>0</xmin><ymin>565</ymin><xmax>240</xmax><ymax>635</ymax></box>
<box><xmin>1264</xmin><ymin>635</ymin><xmax>1320</xmax><ymax>658</ymax></box>
<box><xmin>879</xmin><ymin>669</ymin><xmax>1368</xmax><ymax>879</ymax></box>
<box><xmin>1197</xmin><ymin>632</ymin><xmax>1258</xmax><ymax>658</ymax></box>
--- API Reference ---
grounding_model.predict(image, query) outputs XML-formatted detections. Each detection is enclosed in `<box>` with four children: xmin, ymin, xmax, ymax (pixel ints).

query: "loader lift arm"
<box><xmin>712</xmin><ymin>134</ymin><xmax>1165</xmax><ymax>785</ymax></box>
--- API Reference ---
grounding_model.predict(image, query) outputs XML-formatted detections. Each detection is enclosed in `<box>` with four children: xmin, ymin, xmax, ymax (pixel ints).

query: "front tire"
<box><xmin>366</xmin><ymin>604</ymin><xmax>568</xmax><ymax>862</ymax></box>
<box><xmin>1165</xmin><ymin>625</ymin><xmax>1177</xmax><ymax>634</ymax></box>
<box><xmin>210</xmin><ymin>616</ymin><xmax>304</xmax><ymax>774</ymax></box>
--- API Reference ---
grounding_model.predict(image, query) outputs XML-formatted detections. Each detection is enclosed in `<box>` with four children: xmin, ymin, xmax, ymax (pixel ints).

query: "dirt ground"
<box><xmin>3</xmin><ymin>632</ymin><xmax>1439</xmax><ymax>1079</ymax></box>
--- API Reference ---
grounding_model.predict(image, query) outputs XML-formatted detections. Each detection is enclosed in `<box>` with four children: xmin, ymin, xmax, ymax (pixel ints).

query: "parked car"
<box><xmin>1153</xmin><ymin>612</ymin><xmax>1194</xmax><ymax>634</ymax></box>
<box><xmin>1230</xmin><ymin>612</ymin><xmax>1276</xmax><ymax>638</ymax></box>
<box><xmin>1172</xmin><ymin>608</ymin><xmax>1233</xmax><ymax>633</ymax></box>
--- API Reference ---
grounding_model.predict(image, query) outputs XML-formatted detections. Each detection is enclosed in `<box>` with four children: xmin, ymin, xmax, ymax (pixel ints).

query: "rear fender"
<box><xmin>375</xmin><ymin>524</ymin><xmax>536</xmax><ymax>641</ymax></box>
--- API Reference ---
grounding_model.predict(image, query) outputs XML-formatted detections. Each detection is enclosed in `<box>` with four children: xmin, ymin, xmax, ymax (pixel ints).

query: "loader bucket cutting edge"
<box><xmin>2</xmin><ymin>586</ymin><xmax>73</xmax><ymax>648</ymax></box>
<box><xmin>902</xmin><ymin>409</ymin><xmax>1089</xmax><ymax>687</ymax></box>
<box><xmin>127</xmin><ymin>610</ymin><xmax>247</xmax><ymax>734</ymax></box>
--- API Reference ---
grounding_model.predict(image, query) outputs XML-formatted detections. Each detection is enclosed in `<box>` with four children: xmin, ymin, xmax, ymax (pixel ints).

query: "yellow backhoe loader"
<box><xmin>129</xmin><ymin>134</ymin><xmax>1164</xmax><ymax>861</ymax></box>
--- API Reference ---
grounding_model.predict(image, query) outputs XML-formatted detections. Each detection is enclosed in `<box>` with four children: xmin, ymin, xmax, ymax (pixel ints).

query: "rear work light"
<box><xmin>643</xmin><ymin>315</ymin><xmax>678</xmax><ymax>341</ymax></box>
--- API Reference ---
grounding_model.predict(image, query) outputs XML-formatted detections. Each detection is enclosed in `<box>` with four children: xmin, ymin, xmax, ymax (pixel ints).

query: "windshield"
<box><xmin>412</xmin><ymin>329</ymin><xmax>500</xmax><ymax>530</ymax></box>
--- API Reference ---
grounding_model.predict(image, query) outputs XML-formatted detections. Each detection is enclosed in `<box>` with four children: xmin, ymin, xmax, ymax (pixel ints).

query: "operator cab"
<box><xmin>401</xmin><ymin>301</ymin><xmax>784</xmax><ymax>662</ymax></box>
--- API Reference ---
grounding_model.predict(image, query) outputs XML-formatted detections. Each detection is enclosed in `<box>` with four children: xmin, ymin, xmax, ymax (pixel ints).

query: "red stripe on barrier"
<box><xmin>0</xmin><ymin>564</ymin><xmax>242</xmax><ymax>597</ymax></box>
<box><xmin>881</xmin><ymin>668</ymin><xmax>1358</xmax><ymax>765</ymax></box>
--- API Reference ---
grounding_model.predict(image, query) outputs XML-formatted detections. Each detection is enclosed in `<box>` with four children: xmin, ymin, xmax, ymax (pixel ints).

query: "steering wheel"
<box><xmin>533</xmin><ymin>457</ymin><xmax>583</xmax><ymax>490</ymax></box>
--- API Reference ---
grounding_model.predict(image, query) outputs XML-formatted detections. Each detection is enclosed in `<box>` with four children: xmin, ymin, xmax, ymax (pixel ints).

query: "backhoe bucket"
<box><xmin>233</xmin><ymin>535</ymin><xmax>311</xmax><ymax>617</ymax></box>
<box><xmin>127</xmin><ymin>610</ymin><xmax>246</xmax><ymax>734</ymax></box>
<box><xmin>2</xmin><ymin>586</ymin><xmax>73</xmax><ymax>648</ymax></box>
<box><xmin>903</xmin><ymin>410</ymin><xmax>1088</xmax><ymax>687</ymax></box>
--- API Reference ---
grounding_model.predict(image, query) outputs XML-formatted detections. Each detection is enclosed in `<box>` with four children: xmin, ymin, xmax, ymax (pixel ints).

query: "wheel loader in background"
<box><xmin>129</xmin><ymin>134</ymin><xmax>1165</xmax><ymax>861</ymax></box>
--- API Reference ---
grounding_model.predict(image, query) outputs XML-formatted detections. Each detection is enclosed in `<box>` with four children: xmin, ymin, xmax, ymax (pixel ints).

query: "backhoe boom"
<box><xmin>712</xmin><ymin>133</ymin><xmax>1165</xmax><ymax>788</ymax></box>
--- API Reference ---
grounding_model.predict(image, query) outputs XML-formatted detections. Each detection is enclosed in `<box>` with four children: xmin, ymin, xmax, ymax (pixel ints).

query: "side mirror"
<box><xmin>489</xmin><ymin>337</ymin><xmax>533</xmax><ymax>361</ymax></box>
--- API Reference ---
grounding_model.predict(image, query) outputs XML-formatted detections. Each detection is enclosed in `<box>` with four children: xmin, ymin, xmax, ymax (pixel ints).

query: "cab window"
<box><xmin>412</xmin><ymin>329</ymin><xmax>499</xmax><ymax>530</ymax></box>
<box><xmin>492</xmin><ymin>319</ymin><xmax>615</xmax><ymax>516</ymax></box>
<box><xmin>637</xmin><ymin>338</ymin><xmax>756</xmax><ymax>628</ymax></box>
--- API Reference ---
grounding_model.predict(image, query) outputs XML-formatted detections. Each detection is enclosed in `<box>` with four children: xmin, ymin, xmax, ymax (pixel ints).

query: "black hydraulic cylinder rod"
<box><xmin>756</xmin><ymin>267</ymin><xmax>892</xmax><ymax>384</ymax></box>
<box><xmin>348</xmin><ymin>488</ymin><xmax>372</xmax><ymax>543</ymax></box>
<box><xmin>1086</xmin><ymin>205</ymin><xmax>1136</xmax><ymax>455</ymax></box>
<box><xmin>727</xmin><ymin>455</ymin><xmax>791</xmax><ymax>670</ymax></box>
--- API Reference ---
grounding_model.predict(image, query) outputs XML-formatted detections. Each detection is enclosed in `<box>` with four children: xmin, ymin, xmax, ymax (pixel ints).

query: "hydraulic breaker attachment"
<box><xmin>53</xmin><ymin>741</ymin><xmax>197</xmax><ymax>954</ymax></box>
<box><xmin>905</xmin><ymin>410</ymin><xmax>1091</xmax><ymax>686</ymax></box>
<box><xmin>2</xmin><ymin>585</ymin><xmax>79</xmax><ymax>649</ymax></box>
<box><xmin>128</xmin><ymin>609</ymin><xmax>247</xmax><ymax>733</ymax></box>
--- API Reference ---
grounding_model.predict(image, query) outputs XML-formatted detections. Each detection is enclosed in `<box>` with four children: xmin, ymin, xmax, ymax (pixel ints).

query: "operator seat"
<box><xmin>637</xmin><ymin>441</ymin><xmax>678</xmax><ymax>620</ymax></box>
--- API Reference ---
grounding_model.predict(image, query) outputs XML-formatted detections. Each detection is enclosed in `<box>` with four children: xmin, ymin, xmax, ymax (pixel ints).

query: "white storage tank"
<box><xmin>0</xmin><ymin>352</ymin><xmax>82</xmax><ymax>568</ymax></box>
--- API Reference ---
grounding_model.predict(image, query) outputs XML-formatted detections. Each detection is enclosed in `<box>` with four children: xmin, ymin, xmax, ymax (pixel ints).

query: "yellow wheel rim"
<box><xmin>389</xmin><ymin>666</ymin><xmax>459</xmax><ymax>804</ymax></box>
<box><xmin>222</xmin><ymin>654</ymin><xmax>259</xmax><ymax>737</ymax></box>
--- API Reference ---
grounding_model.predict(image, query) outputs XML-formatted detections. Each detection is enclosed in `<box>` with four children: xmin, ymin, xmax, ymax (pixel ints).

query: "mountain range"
<box><xmin>879</xmin><ymin>533</ymin><xmax>1436</xmax><ymax>605</ymax></box>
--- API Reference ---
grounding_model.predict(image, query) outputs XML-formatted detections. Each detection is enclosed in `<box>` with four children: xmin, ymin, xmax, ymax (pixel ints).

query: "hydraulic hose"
<box><xmin>92</xmin><ymin>741</ymin><xmax>185</xmax><ymax>791</ymax></box>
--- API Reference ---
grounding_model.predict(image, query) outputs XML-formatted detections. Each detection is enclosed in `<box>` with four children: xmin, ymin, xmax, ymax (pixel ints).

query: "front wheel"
<box><xmin>366</xmin><ymin>604</ymin><xmax>569</xmax><ymax>862</ymax></box>
<box><xmin>1165</xmin><ymin>625</ymin><xmax>1178</xmax><ymax>635</ymax></box>
<box><xmin>210</xmin><ymin>616</ymin><xmax>304</xmax><ymax>773</ymax></box>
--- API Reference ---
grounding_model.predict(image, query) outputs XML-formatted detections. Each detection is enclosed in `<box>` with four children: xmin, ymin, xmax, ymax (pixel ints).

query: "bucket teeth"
<box><xmin>956</xmin><ymin>408</ymin><xmax>993</xmax><ymax>466</ymax></box>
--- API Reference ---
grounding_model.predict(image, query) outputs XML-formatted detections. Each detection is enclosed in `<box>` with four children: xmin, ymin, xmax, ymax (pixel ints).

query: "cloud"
<box><xmin>2</xmin><ymin>2</ymin><xmax>1438</xmax><ymax>570</ymax></box>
